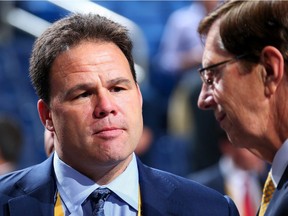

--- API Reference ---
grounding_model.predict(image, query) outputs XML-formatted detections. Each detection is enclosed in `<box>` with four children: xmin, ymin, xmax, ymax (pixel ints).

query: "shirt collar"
<box><xmin>53</xmin><ymin>152</ymin><xmax>139</xmax><ymax>213</ymax></box>
<box><xmin>106</xmin><ymin>154</ymin><xmax>139</xmax><ymax>210</ymax></box>
<box><xmin>271</xmin><ymin>139</ymin><xmax>288</xmax><ymax>186</ymax></box>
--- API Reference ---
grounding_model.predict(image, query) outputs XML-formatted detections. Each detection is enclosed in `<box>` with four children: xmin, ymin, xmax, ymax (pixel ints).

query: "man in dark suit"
<box><xmin>0</xmin><ymin>13</ymin><xmax>239</xmax><ymax>216</ymax></box>
<box><xmin>197</xmin><ymin>0</ymin><xmax>288</xmax><ymax>215</ymax></box>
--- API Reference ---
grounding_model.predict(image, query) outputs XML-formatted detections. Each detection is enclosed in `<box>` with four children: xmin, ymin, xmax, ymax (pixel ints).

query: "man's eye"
<box><xmin>76</xmin><ymin>92</ymin><xmax>91</xmax><ymax>98</ymax></box>
<box><xmin>205</xmin><ymin>70</ymin><xmax>214</xmax><ymax>78</ymax></box>
<box><xmin>207</xmin><ymin>68</ymin><xmax>219</xmax><ymax>78</ymax></box>
<box><xmin>110</xmin><ymin>86</ymin><xmax>125</xmax><ymax>92</ymax></box>
<box><xmin>207</xmin><ymin>68</ymin><xmax>217</xmax><ymax>74</ymax></box>
<box><xmin>203</xmin><ymin>70</ymin><xmax>215</xmax><ymax>85</ymax></box>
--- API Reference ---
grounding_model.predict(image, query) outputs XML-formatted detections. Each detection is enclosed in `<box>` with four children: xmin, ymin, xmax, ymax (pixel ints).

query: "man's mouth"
<box><xmin>93</xmin><ymin>127</ymin><xmax>124</xmax><ymax>139</ymax></box>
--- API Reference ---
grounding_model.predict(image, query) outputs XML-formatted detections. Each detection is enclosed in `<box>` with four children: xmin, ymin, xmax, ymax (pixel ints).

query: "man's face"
<box><xmin>198</xmin><ymin>21</ymin><xmax>269</xmax><ymax>149</ymax></box>
<box><xmin>40</xmin><ymin>41</ymin><xmax>143</xmax><ymax>174</ymax></box>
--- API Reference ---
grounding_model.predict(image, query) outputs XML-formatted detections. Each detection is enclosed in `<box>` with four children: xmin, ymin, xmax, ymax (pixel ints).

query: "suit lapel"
<box><xmin>8</xmin><ymin>155</ymin><xmax>56</xmax><ymax>216</ymax></box>
<box><xmin>137</xmin><ymin>158</ymin><xmax>180</xmax><ymax>216</ymax></box>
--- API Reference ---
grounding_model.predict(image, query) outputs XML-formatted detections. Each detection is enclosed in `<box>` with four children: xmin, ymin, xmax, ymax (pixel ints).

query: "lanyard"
<box><xmin>138</xmin><ymin>186</ymin><xmax>142</xmax><ymax>216</ymax></box>
<box><xmin>54</xmin><ymin>192</ymin><xmax>64</xmax><ymax>216</ymax></box>
<box><xmin>54</xmin><ymin>186</ymin><xmax>142</xmax><ymax>216</ymax></box>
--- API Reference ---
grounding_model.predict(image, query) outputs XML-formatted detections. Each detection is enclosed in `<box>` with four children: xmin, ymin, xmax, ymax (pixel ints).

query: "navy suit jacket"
<box><xmin>0</xmin><ymin>155</ymin><xmax>239</xmax><ymax>216</ymax></box>
<box><xmin>261</xmin><ymin>165</ymin><xmax>288</xmax><ymax>216</ymax></box>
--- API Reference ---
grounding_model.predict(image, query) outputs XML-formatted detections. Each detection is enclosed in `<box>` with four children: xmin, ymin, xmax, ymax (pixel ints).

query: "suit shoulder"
<box><xmin>0</xmin><ymin>166</ymin><xmax>34</xmax><ymax>192</ymax></box>
<box><xmin>144</xmin><ymin>165</ymin><xmax>223</xmax><ymax>195</ymax></box>
<box><xmin>139</xmin><ymin>163</ymin><xmax>239</xmax><ymax>216</ymax></box>
<box><xmin>0</xmin><ymin>156</ymin><xmax>53</xmax><ymax>193</ymax></box>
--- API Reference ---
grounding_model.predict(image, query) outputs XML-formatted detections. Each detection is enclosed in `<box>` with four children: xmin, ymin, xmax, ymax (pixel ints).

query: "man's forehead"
<box><xmin>203</xmin><ymin>20</ymin><xmax>231</xmax><ymax>64</ymax></box>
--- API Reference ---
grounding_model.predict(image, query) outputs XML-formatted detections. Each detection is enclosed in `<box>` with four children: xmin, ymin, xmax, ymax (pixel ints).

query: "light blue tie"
<box><xmin>90</xmin><ymin>188</ymin><xmax>111</xmax><ymax>216</ymax></box>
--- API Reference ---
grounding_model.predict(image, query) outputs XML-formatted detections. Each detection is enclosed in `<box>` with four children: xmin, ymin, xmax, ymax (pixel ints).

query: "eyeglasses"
<box><xmin>198</xmin><ymin>54</ymin><xmax>248</xmax><ymax>85</ymax></box>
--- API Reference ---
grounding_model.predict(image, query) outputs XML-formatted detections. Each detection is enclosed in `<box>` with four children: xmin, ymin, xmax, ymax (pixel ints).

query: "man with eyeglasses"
<box><xmin>197</xmin><ymin>1</ymin><xmax>288</xmax><ymax>215</ymax></box>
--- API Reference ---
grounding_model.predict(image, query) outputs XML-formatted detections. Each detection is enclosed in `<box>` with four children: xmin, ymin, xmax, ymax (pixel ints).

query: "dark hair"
<box><xmin>29</xmin><ymin>13</ymin><xmax>136</xmax><ymax>104</ymax></box>
<box><xmin>198</xmin><ymin>0</ymin><xmax>288</xmax><ymax>62</ymax></box>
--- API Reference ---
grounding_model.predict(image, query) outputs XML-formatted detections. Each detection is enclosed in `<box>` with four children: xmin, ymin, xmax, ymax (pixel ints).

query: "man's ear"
<box><xmin>260</xmin><ymin>46</ymin><xmax>284</xmax><ymax>96</ymax></box>
<box><xmin>38</xmin><ymin>99</ymin><xmax>54</xmax><ymax>131</ymax></box>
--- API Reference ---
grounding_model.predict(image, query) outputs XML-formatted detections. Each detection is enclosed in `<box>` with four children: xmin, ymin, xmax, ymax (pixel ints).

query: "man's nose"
<box><xmin>93</xmin><ymin>90</ymin><xmax>116</xmax><ymax>118</ymax></box>
<box><xmin>197</xmin><ymin>84</ymin><xmax>215</xmax><ymax>110</ymax></box>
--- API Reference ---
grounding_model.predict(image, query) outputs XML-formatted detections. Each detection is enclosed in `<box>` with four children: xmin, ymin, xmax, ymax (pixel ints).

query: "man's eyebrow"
<box><xmin>64</xmin><ymin>83</ymin><xmax>95</xmax><ymax>98</ymax></box>
<box><xmin>107</xmin><ymin>77</ymin><xmax>134</xmax><ymax>86</ymax></box>
<box><xmin>64</xmin><ymin>78</ymin><xmax>134</xmax><ymax>97</ymax></box>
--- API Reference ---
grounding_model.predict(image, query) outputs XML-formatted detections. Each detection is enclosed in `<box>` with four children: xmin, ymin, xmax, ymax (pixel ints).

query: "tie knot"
<box><xmin>90</xmin><ymin>187</ymin><xmax>111</xmax><ymax>203</ymax></box>
<box><xmin>89</xmin><ymin>188</ymin><xmax>111</xmax><ymax>216</ymax></box>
